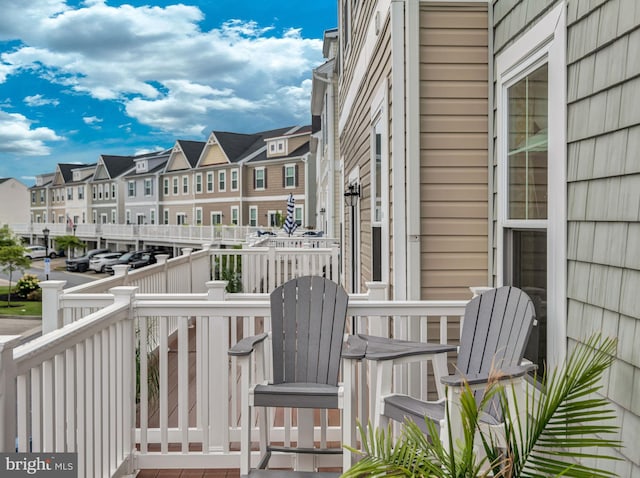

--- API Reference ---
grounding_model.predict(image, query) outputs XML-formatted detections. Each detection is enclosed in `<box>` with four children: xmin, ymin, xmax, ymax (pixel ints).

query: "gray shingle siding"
<box><xmin>493</xmin><ymin>0</ymin><xmax>640</xmax><ymax>474</ymax></box>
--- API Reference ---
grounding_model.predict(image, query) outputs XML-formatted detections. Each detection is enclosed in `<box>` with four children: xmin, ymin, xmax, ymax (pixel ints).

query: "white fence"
<box><xmin>0</xmin><ymin>283</ymin><xmax>467</xmax><ymax>476</ymax></box>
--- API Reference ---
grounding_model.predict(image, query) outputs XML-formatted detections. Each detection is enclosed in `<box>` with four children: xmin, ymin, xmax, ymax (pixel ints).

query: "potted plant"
<box><xmin>343</xmin><ymin>334</ymin><xmax>621</xmax><ymax>477</ymax></box>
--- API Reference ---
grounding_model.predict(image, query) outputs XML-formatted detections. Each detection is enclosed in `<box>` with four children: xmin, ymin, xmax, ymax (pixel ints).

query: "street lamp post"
<box><xmin>42</xmin><ymin>227</ymin><xmax>50</xmax><ymax>280</ymax></box>
<box><xmin>344</xmin><ymin>183</ymin><xmax>360</xmax><ymax>332</ymax></box>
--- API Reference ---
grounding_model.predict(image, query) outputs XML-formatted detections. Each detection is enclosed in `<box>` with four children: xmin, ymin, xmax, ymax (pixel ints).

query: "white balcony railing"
<box><xmin>0</xmin><ymin>283</ymin><xmax>467</xmax><ymax>476</ymax></box>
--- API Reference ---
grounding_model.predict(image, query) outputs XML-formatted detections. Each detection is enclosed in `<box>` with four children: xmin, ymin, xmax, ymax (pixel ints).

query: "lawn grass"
<box><xmin>0</xmin><ymin>285</ymin><xmax>42</xmax><ymax>316</ymax></box>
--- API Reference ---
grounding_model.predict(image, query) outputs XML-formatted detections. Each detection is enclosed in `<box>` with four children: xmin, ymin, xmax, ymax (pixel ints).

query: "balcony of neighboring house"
<box><xmin>0</xmin><ymin>244</ymin><xmax>468</xmax><ymax>478</ymax></box>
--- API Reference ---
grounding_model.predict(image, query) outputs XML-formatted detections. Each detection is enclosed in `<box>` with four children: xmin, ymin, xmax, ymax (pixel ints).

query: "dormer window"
<box><xmin>270</xmin><ymin>143</ymin><xmax>276</xmax><ymax>152</ymax></box>
<box><xmin>73</xmin><ymin>171</ymin><xmax>81</xmax><ymax>181</ymax></box>
<box><xmin>137</xmin><ymin>161</ymin><xmax>148</xmax><ymax>173</ymax></box>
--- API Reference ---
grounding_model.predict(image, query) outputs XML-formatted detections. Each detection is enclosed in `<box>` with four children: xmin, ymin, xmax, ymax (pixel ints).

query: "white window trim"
<box><xmin>150</xmin><ymin>209</ymin><xmax>156</xmax><ymax>225</ymax></box>
<box><xmin>111</xmin><ymin>210</ymin><xmax>116</xmax><ymax>224</ymax></box>
<box><xmin>128</xmin><ymin>181</ymin><xmax>136</xmax><ymax>198</ymax></box>
<box><xmin>230</xmin><ymin>205</ymin><xmax>239</xmax><ymax>225</ymax></box>
<box><xmin>163</xmin><ymin>209</ymin><xmax>169</xmax><ymax>225</ymax></box>
<box><xmin>255</xmin><ymin>168</ymin><xmax>266</xmax><ymax>190</ymax></box>
<box><xmin>206</xmin><ymin>171</ymin><xmax>214</xmax><ymax>193</ymax></box>
<box><xmin>173</xmin><ymin>177</ymin><xmax>179</xmax><ymax>195</ymax></box>
<box><xmin>182</xmin><ymin>175</ymin><xmax>189</xmax><ymax>195</ymax></box>
<box><xmin>284</xmin><ymin>163</ymin><xmax>296</xmax><ymax>189</ymax></box>
<box><xmin>195</xmin><ymin>207</ymin><xmax>203</xmax><ymax>225</ymax></box>
<box><xmin>144</xmin><ymin>178</ymin><xmax>153</xmax><ymax>196</ymax></box>
<box><xmin>195</xmin><ymin>173</ymin><xmax>203</xmax><ymax>194</ymax></box>
<box><xmin>249</xmin><ymin>205</ymin><xmax>258</xmax><ymax>226</ymax></box>
<box><xmin>218</xmin><ymin>170</ymin><xmax>226</xmax><ymax>192</ymax></box>
<box><xmin>211</xmin><ymin>211</ymin><xmax>223</xmax><ymax>225</ymax></box>
<box><xmin>164</xmin><ymin>178</ymin><xmax>170</xmax><ymax>195</ymax></box>
<box><xmin>231</xmin><ymin>169</ymin><xmax>239</xmax><ymax>191</ymax></box>
<box><xmin>495</xmin><ymin>2</ymin><xmax>566</xmax><ymax>368</ymax></box>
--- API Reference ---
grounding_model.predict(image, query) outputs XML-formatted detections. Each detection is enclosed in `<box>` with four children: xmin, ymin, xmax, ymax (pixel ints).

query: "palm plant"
<box><xmin>343</xmin><ymin>335</ymin><xmax>620</xmax><ymax>477</ymax></box>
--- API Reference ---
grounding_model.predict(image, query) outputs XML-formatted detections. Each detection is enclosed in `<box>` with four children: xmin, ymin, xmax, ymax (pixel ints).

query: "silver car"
<box><xmin>88</xmin><ymin>252</ymin><xmax>123</xmax><ymax>273</ymax></box>
<box><xmin>24</xmin><ymin>245</ymin><xmax>56</xmax><ymax>259</ymax></box>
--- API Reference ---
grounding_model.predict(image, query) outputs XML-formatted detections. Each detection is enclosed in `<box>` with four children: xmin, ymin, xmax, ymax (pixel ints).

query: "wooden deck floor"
<box><xmin>136</xmin><ymin>325</ymin><xmax>341</xmax><ymax>477</ymax></box>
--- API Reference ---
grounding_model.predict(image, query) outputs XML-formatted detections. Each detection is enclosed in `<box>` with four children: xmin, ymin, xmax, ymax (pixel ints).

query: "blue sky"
<box><xmin>0</xmin><ymin>0</ymin><xmax>336</xmax><ymax>185</ymax></box>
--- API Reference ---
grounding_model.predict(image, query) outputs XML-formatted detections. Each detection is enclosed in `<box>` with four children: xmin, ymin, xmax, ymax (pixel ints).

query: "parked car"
<box><xmin>104</xmin><ymin>250</ymin><xmax>157</xmax><ymax>275</ymax></box>
<box><xmin>23</xmin><ymin>245</ymin><xmax>57</xmax><ymax>259</ymax></box>
<box><xmin>88</xmin><ymin>252</ymin><xmax>123</xmax><ymax>273</ymax></box>
<box><xmin>65</xmin><ymin>248</ymin><xmax>110</xmax><ymax>272</ymax></box>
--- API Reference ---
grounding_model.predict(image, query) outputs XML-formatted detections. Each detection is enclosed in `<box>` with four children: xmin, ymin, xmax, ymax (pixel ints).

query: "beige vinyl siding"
<box><xmin>339</xmin><ymin>7</ymin><xmax>392</xmax><ymax>292</ymax></box>
<box><xmin>286</xmin><ymin>135</ymin><xmax>308</xmax><ymax>154</ymax></box>
<box><xmin>165</xmin><ymin>152</ymin><xmax>190</xmax><ymax>172</ymax></box>
<box><xmin>419</xmin><ymin>3</ymin><xmax>489</xmax><ymax>300</ymax></box>
<box><xmin>199</xmin><ymin>144</ymin><xmax>228</xmax><ymax>166</ymax></box>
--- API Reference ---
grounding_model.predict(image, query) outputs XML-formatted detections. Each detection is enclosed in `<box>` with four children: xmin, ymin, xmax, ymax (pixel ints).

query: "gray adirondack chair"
<box><xmin>361</xmin><ymin>286</ymin><xmax>536</xmax><ymax>451</ymax></box>
<box><xmin>229</xmin><ymin>276</ymin><xmax>354</xmax><ymax>477</ymax></box>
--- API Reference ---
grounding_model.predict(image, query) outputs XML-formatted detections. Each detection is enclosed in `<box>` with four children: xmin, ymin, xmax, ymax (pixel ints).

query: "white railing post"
<box><xmin>40</xmin><ymin>280</ymin><xmax>66</xmax><ymax>334</ymax></box>
<box><xmin>205</xmin><ymin>281</ymin><xmax>229</xmax><ymax>451</ymax></box>
<box><xmin>112</xmin><ymin>264</ymin><xmax>129</xmax><ymax>278</ymax></box>
<box><xmin>155</xmin><ymin>254</ymin><xmax>170</xmax><ymax>293</ymax></box>
<box><xmin>365</xmin><ymin>282</ymin><xmax>389</xmax><ymax>338</ymax></box>
<box><xmin>331</xmin><ymin>245</ymin><xmax>340</xmax><ymax>283</ymax></box>
<box><xmin>182</xmin><ymin>248</ymin><xmax>193</xmax><ymax>293</ymax></box>
<box><xmin>267</xmin><ymin>245</ymin><xmax>276</xmax><ymax>291</ymax></box>
<box><xmin>0</xmin><ymin>335</ymin><xmax>20</xmax><ymax>452</ymax></box>
<box><xmin>109</xmin><ymin>286</ymin><xmax>138</xmax><ymax>474</ymax></box>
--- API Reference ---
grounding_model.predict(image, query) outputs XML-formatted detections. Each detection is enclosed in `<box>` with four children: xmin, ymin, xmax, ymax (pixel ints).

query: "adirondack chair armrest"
<box><xmin>342</xmin><ymin>334</ymin><xmax>367</xmax><ymax>359</ymax></box>
<box><xmin>228</xmin><ymin>333</ymin><xmax>269</xmax><ymax>356</ymax></box>
<box><xmin>357</xmin><ymin>333</ymin><xmax>457</xmax><ymax>361</ymax></box>
<box><xmin>441</xmin><ymin>363</ymin><xmax>537</xmax><ymax>387</ymax></box>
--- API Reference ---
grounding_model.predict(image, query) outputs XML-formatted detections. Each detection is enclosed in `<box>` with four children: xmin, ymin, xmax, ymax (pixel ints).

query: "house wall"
<box><xmin>419</xmin><ymin>2</ymin><xmax>489</xmax><ymax>300</ymax></box>
<box><xmin>0</xmin><ymin>179</ymin><xmax>29</xmax><ymax>225</ymax></box>
<box><xmin>338</xmin><ymin>1</ymin><xmax>392</xmax><ymax>293</ymax></box>
<box><xmin>493</xmin><ymin>0</ymin><xmax>640</xmax><ymax>475</ymax></box>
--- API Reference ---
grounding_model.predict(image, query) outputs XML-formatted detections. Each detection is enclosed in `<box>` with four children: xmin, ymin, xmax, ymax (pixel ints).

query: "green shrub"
<box><xmin>26</xmin><ymin>289</ymin><xmax>42</xmax><ymax>301</ymax></box>
<box><xmin>16</xmin><ymin>274</ymin><xmax>40</xmax><ymax>298</ymax></box>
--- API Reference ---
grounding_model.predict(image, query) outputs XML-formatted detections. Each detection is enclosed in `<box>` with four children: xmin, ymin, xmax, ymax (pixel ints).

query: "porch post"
<box><xmin>205</xmin><ymin>281</ymin><xmax>229</xmax><ymax>451</ymax></box>
<box><xmin>181</xmin><ymin>248</ymin><xmax>193</xmax><ymax>293</ymax></box>
<box><xmin>267</xmin><ymin>245</ymin><xmax>276</xmax><ymax>291</ymax></box>
<box><xmin>155</xmin><ymin>254</ymin><xmax>170</xmax><ymax>293</ymax></box>
<box><xmin>0</xmin><ymin>336</ymin><xmax>20</xmax><ymax>452</ymax></box>
<box><xmin>40</xmin><ymin>280</ymin><xmax>66</xmax><ymax>334</ymax></box>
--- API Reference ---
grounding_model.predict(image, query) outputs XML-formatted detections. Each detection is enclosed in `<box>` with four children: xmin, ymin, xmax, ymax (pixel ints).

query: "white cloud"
<box><xmin>83</xmin><ymin>116</ymin><xmax>103</xmax><ymax>125</ymax></box>
<box><xmin>0</xmin><ymin>110</ymin><xmax>64</xmax><ymax>155</ymax></box>
<box><xmin>24</xmin><ymin>94</ymin><xmax>60</xmax><ymax>107</ymax></box>
<box><xmin>0</xmin><ymin>2</ymin><xmax>323</xmax><ymax>134</ymax></box>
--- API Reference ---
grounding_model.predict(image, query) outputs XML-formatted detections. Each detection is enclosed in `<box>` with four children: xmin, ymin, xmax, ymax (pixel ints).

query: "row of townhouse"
<box><xmin>310</xmin><ymin>0</ymin><xmax>640</xmax><ymax>474</ymax></box>
<box><xmin>29</xmin><ymin>125</ymin><xmax>314</xmax><ymax>230</ymax></box>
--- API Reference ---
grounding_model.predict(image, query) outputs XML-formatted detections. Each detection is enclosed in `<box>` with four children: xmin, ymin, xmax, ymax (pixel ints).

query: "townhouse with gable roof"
<box><xmin>160</xmin><ymin>140</ymin><xmax>206</xmax><ymax>226</ymax></box>
<box><xmin>122</xmin><ymin>149</ymin><xmax>171</xmax><ymax>225</ymax></box>
<box><xmin>65</xmin><ymin>164</ymin><xmax>96</xmax><ymax>227</ymax></box>
<box><xmin>91</xmin><ymin>155</ymin><xmax>136</xmax><ymax>224</ymax></box>
<box><xmin>29</xmin><ymin>173</ymin><xmax>55</xmax><ymax>224</ymax></box>
<box><xmin>50</xmin><ymin>163</ymin><xmax>95</xmax><ymax>226</ymax></box>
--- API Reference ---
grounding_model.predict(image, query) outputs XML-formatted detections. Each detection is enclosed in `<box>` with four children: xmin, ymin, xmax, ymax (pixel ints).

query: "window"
<box><xmin>496</xmin><ymin>3</ymin><xmax>566</xmax><ymax>372</ymax></box>
<box><xmin>163</xmin><ymin>210</ymin><xmax>169</xmax><ymax>225</ymax></box>
<box><xmin>278</xmin><ymin>141</ymin><xmax>284</xmax><ymax>152</ymax></box>
<box><xmin>283</xmin><ymin>164</ymin><xmax>297</xmax><ymax>188</ymax></box>
<box><xmin>104</xmin><ymin>184</ymin><xmax>109</xmax><ymax>199</ymax></box>
<box><xmin>371</xmin><ymin>107</ymin><xmax>388</xmax><ymax>282</ymax></box>
<box><xmin>150</xmin><ymin>209</ymin><xmax>156</xmax><ymax>225</ymax></box>
<box><xmin>128</xmin><ymin>181</ymin><xmax>136</xmax><ymax>197</ymax></box>
<box><xmin>137</xmin><ymin>214</ymin><xmax>145</xmax><ymax>225</ymax></box>
<box><xmin>40</xmin><ymin>190</ymin><xmax>45</xmax><ymax>202</ymax></box>
<box><xmin>92</xmin><ymin>211</ymin><xmax>97</xmax><ymax>224</ymax></box>
<box><xmin>177</xmin><ymin>213</ymin><xmax>187</xmax><ymax>225</ymax></box>
<box><xmin>67</xmin><ymin>187</ymin><xmax>73</xmax><ymax>200</ymax></box>
<box><xmin>231</xmin><ymin>169</ymin><xmax>239</xmax><ymax>191</ymax></box>
<box><xmin>78</xmin><ymin>186</ymin><xmax>84</xmax><ymax>200</ymax></box>
<box><xmin>218</xmin><ymin>171</ymin><xmax>226</xmax><ymax>191</ymax></box>
<box><xmin>254</xmin><ymin>168</ymin><xmax>266</xmax><ymax>189</ymax></box>
<box><xmin>182</xmin><ymin>175</ymin><xmax>189</xmax><ymax>194</ymax></box>
<box><xmin>98</xmin><ymin>184</ymin><xmax>103</xmax><ymax>200</ymax></box>
<box><xmin>270</xmin><ymin>143</ymin><xmax>275</xmax><ymax>153</ymax></box>
<box><xmin>163</xmin><ymin>178</ymin><xmax>169</xmax><ymax>195</ymax></box>
<box><xmin>195</xmin><ymin>208</ymin><xmax>203</xmax><ymax>225</ymax></box>
<box><xmin>173</xmin><ymin>177</ymin><xmax>179</xmax><ymax>195</ymax></box>
<box><xmin>294</xmin><ymin>205</ymin><xmax>303</xmax><ymax>226</ymax></box>
<box><xmin>211</xmin><ymin>212</ymin><xmax>222</xmax><ymax>225</ymax></box>
<box><xmin>249</xmin><ymin>206</ymin><xmax>258</xmax><ymax>226</ymax></box>
<box><xmin>144</xmin><ymin>178</ymin><xmax>153</xmax><ymax>196</ymax></box>
<box><xmin>111</xmin><ymin>210</ymin><xmax>116</xmax><ymax>224</ymax></box>
<box><xmin>206</xmin><ymin>172</ymin><xmax>214</xmax><ymax>192</ymax></box>
<box><xmin>111</xmin><ymin>184</ymin><xmax>116</xmax><ymax>199</ymax></box>
<box><xmin>31</xmin><ymin>191</ymin><xmax>36</xmax><ymax>204</ymax></box>
<box><xmin>231</xmin><ymin>206</ymin><xmax>239</xmax><ymax>225</ymax></box>
<box><xmin>126</xmin><ymin>210</ymin><xmax>131</xmax><ymax>224</ymax></box>
<box><xmin>195</xmin><ymin>173</ymin><xmax>202</xmax><ymax>193</ymax></box>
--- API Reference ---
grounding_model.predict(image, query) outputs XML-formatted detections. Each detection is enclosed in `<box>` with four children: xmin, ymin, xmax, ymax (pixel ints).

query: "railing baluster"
<box><xmin>178</xmin><ymin>316</ymin><xmax>189</xmax><ymax>452</ymax></box>
<box><xmin>17</xmin><ymin>374</ymin><xmax>28</xmax><ymax>452</ymax></box>
<box><xmin>159</xmin><ymin>315</ymin><xmax>168</xmax><ymax>453</ymax></box>
<box><xmin>54</xmin><ymin>354</ymin><xmax>65</xmax><ymax>451</ymax></box>
<box><xmin>139</xmin><ymin>316</ymin><xmax>148</xmax><ymax>453</ymax></box>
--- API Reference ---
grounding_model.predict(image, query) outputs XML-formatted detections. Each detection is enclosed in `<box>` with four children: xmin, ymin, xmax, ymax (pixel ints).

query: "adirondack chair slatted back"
<box><xmin>457</xmin><ymin>286</ymin><xmax>536</xmax><ymax>379</ymax></box>
<box><xmin>270</xmin><ymin>276</ymin><xmax>349</xmax><ymax>386</ymax></box>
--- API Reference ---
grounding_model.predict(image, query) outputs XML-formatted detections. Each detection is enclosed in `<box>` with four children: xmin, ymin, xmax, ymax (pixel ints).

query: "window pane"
<box><xmin>507</xmin><ymin>229</ymin><xmax>547</xmax><ymax>374</ymax></box>
<box><xmin>374</xmin><ymin>123</ymin><xmax>382</xmax><ymax>222</ymax></box>
<box><xmin>508</xmin><ymin>64</ymin><xmax>548</xmax><ymax>220</ymax></box>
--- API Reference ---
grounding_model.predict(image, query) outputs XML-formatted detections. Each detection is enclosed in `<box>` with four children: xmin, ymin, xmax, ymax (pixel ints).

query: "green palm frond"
<box><xmin>342</xmin><ymin>334</ymin><xmax>621</xmax><ymax>478</ymax></box>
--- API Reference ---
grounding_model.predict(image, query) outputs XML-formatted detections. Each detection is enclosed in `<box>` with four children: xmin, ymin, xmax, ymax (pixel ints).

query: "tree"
<box><xmin>0</xmin><ymin>245</ymin><xmax>31</xmax><ymax>306</ymax></box>
<box><xmin>0</xmin><ymin>224</ymin><xmax>21</xmax><ymax>248</ymax></box>
<box><xmin>55</xmin><ymin>235</ymin><xmax>85</xmax><ymax>258</ymax></box>
<box><xmin>344</xmin><ymin>335</ymin><xmax>620</xmax><ymax>478</ymax></box>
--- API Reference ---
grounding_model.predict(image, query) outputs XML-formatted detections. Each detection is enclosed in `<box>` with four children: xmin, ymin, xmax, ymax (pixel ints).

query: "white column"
<box><xmin>40</xmin><ymin>280</ymin><xmax>66</xmax><ymax>334</ymax></box>
<box><xmin>0</xmin><ymin>335</ymin><xmax>20</xmax><ymax>452</ymax></box>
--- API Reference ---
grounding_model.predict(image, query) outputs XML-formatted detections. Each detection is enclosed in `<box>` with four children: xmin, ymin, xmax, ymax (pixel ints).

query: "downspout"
<box><xmin>405</xmin><ymin>0</ymin><xmax>421</xmax><ymax>300</ymax></box>
<box><xmin>313</xmin><ymin>69</ymin><xmax>336</xmax><ymax>238</ymax></box>
<box><xmin>391</xmin><ymin>0</ymin><xmax>407</xmax><ymax>300</ymax></box>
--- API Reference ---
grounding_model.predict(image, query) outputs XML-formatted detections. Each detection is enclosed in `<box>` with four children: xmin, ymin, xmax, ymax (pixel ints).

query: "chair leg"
<box><xmin>297</xmin><ymin>408</ymin><xmax>314</xmax><ymax>471</ymax></box>
<box><xmin>259</xmin><ymin>406</ymin><xmax>268</xmax><ymax>462</ymax></box>
<box><xmin>240</xmin><ymin>358</ymin><xmax>252</xmax><ymax>476</ymax></box>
